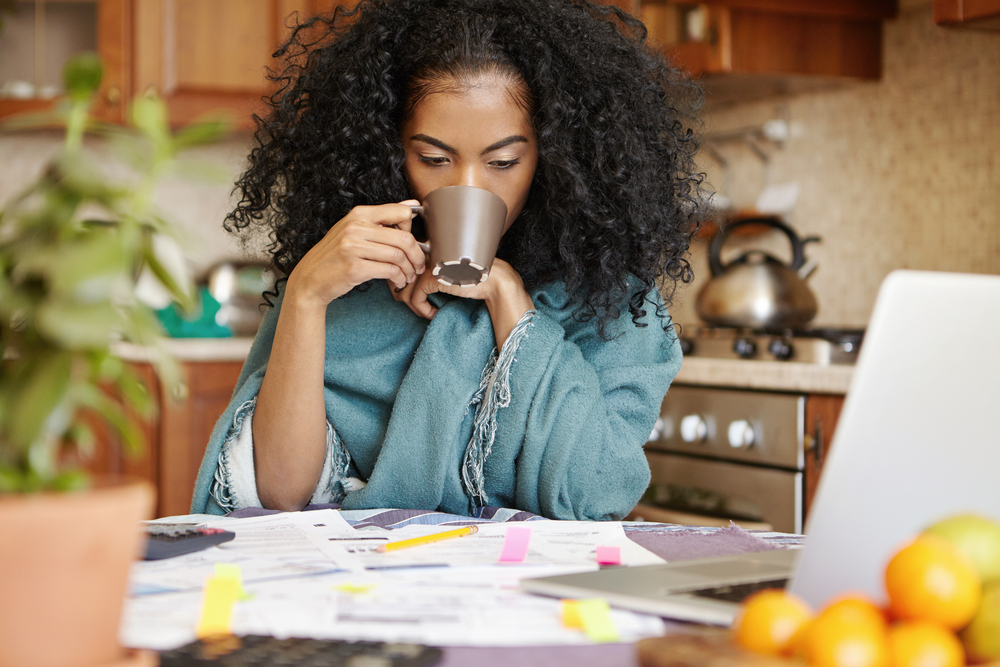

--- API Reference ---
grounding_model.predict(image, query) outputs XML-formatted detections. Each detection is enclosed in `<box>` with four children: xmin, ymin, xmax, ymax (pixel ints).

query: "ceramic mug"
<box><xmin>410</xmin><ymin>185</ymin><xmax>508</xmax><ymax>287</ymax></box>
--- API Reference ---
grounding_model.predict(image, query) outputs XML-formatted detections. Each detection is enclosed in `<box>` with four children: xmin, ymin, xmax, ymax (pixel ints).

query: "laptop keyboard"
<box><xmin>688</xmin><ymin>578</ymin><xmax>789</xmax><ymax>603</ymax></box>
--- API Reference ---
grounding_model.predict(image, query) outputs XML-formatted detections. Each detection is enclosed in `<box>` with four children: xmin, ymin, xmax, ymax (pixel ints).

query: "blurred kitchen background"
<box><xmin>2</xmin><ymin>0</ymin><xmax>995</xmax><ymax>523</ymax></box>
<box><xmin>674</xmin><ymin>0</ymin><xmax>1000</xmax><ymax>328</ymax></box>
<box><xmin>1</xmin><ymin>0</ymin><xmax>998</xmax><ymax>330</ymax></box>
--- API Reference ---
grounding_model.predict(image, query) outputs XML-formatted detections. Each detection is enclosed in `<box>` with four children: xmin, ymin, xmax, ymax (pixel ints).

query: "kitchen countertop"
<box><xmin>674</xmin><ymin>357</ymin><xmax>855</xmax><ymax>394</ymax></box>
<box><xmin>112</xmin><ymin>337</ymin><xmax>255</xmax><ymax>362</ymax></box>
<box><xmin>113</xmin><ymin>338</ymin><xmax>854</xmax><ymax>393</ymax></box>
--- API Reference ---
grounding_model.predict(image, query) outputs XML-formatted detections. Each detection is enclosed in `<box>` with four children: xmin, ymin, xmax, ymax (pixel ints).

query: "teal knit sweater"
<box><xmin>190</xmin><ymin>279</ymin><xmax>681</xmax><ymax>520</ymax></box>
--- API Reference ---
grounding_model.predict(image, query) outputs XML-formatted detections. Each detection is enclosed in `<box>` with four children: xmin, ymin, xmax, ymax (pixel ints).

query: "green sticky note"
<box><xmin>576</xmin><ymin>598</ymin><xmax>619</xmax><ymax>643</ymax></box>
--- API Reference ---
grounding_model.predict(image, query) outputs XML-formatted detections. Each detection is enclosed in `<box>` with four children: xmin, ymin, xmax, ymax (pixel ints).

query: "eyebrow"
<box><xmin>409</xmin><ymin>133</ymin><xmax>529</xmax><ymax>156</ymax></box>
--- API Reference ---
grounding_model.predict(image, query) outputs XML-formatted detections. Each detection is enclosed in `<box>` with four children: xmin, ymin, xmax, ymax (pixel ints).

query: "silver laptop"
<box><xmin>521</xmin><ymin>270</ymin><xmax>1000</xmax><ymax>625</ymax></box>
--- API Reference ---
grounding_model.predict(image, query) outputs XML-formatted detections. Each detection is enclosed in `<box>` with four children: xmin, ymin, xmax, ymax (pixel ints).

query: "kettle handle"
<box><xmin>708</xmin><ymin>217</ymin><xmax>811</xmax><ymax>277</ymax></box>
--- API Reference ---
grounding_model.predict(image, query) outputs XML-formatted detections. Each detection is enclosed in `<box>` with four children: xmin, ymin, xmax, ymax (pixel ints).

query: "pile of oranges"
<box><xmin>732</xmin><ymin>515</ymin><xmax>1000</xmax><ymax>667</ymax></box>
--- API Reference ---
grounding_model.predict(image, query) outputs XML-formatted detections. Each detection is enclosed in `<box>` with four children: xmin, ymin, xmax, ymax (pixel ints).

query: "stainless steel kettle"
<box><xmin>695</xmin><ymin>217</ymin><xmax>820</xmax><ymax>330</ymax></box>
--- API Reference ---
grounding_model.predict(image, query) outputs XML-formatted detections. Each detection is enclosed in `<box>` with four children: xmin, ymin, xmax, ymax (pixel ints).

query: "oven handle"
<box><xmin>804</xmin><ymin>415</ymin><xmax>824</xmax><ymax>464</ymax></box>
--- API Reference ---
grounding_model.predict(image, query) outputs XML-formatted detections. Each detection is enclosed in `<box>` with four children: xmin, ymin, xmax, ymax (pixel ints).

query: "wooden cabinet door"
<box><xmin>803</xmin><ymin>393</ymin><xmax>845</xmax><ymax>522</ymax></box>
<box><xmin>96</xmin><ymin>0</ymin><xmax>323</xmax><ymax>127</ymax></box>
<box><xmin>158</xmin><ymin>360</ymin><xmax>244</xmax><ymax>518</ymax></box>
<box><xmin>81</xmin><ymin>362</ymin><xmax>162</xmax><ymax>491</ymax></box>
<box><xmin>82</xmin><ymin>358</ymin><xmax>244</xmax><ymax>518</ymax></box>
<box><xmin>934</xmin><ymin>0</ymin><xmax>1000</xmax><ymax>28</ymax></box>
<box><xmin>639</xmin><ymin>0</ymin><xmax>896</xmax><ymax>85</ymax></box>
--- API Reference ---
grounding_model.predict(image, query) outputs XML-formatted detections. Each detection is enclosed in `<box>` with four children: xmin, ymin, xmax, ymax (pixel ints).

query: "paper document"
<box><xmin>121</xmin><ymin>511</ymin><xmax>668</xmax><ymax>651</ymax></box>
<box><xmin>129</xmin><ymin>510</ymin><xmax>354</xmax><ymax>595</ymax></box>
<box><xmin>307</xmin><ymin>520</ymin><xmax>663</xmax><ymax>571</ymax></box>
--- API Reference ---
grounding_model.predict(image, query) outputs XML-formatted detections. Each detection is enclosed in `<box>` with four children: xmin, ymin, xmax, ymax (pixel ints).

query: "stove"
<box><xmin>636</xmin><ymin>326</ymin><xmax>864</xmax><ymax>534</ymax></box>
<box><xmin>678</xmin><ymin>326</ymin><xmax>864</xmax><ymax>365</ymax></box>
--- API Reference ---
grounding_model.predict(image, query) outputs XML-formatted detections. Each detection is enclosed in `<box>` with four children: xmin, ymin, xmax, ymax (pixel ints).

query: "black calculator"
<box><xmin>158</xmin><ymin>635</ymin><xmax>443</xmax><ymax>667</ymax></box>
<box><xmin>143</xmin><ymin>524</ymin><xmax>236</xmax><ymax>560</ymax></box>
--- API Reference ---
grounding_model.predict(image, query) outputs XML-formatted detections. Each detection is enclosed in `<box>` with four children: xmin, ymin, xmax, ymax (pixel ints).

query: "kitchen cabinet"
<box><xmin>96</xmin><ymin>0</ymin><xmax>330</xmax><ymax>128</ymax></box>
<box><xmin>934</xmin><ymin>0</ymin><xmax>1000</xmax><ymax>29</ymax></box>
<box><xmin>0</xmin><ymin>0</ymin><xmax>334</xmax><ymax>126</ymax></box>
<box><xmin>803</xmin><ymin>392</ymin><xmax>844</xmax><ymax>522</ymax></box>
<box><xmin>0</xmin><ymin>0</ymin><xmax>99</xmax><ymax>120</ymax></box>
<box><xmin>635</xmin><ymin>0</ymin><xmax>899</xmax><ymax>106</ymax></box>
<box><xmin>88</xmin><ymin>358</ymin><xmax>243</xmax><ymax>518</ymax></box>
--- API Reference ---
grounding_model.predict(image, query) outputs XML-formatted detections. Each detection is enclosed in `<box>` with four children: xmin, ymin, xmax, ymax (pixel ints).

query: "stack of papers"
<box><xmin>121</xmin><ymin>510</ymin><xmax>668</xmax><ymax>650</ymax></box>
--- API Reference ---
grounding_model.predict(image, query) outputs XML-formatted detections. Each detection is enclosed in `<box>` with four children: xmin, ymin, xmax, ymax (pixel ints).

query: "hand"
<box><xmin>285</xmin><ymin>201</ymin><xmax>426</xmax><ymax>310</ymax></box>
<box><xmin>392</xmin><ymin>258</ymin><xmax>535</xmax><ymax>349</ymax></box>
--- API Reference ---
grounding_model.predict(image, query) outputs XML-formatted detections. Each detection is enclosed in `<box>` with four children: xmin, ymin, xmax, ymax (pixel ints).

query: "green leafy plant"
<box><xmin>0</xmin><ymin>53</ymin><xmax>230</xmax><ymax>492</ymax></box>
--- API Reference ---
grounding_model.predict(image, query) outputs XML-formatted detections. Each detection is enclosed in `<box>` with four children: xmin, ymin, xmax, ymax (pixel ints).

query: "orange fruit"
<box><xmin>885</xmin><ymin>535</ymin><xmax>982</xmax><ymax>629</ymax></box>
<box><xmin>887</xmin><ymin>620</ymin><xmax>965</xmax><ymax>667</ymax></box>
<box><xmin>732</xmin><ymin>588</ymin><xmax>813</xmax><ymax>656</ymax></box>
<box><xmin>797</xmin><ymin>595</ymin><xmax>890</xmax><ymax>667</ymax></box>
<box><xmin>821</xmin><ymin>596</ymin><xmax>891</xmax><ymax>629</ymax></box>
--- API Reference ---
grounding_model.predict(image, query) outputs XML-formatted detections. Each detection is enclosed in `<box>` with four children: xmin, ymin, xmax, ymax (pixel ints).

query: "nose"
<box><xmin>457</xmin><ymin>165</ymin><xmax>488</xmax><ymax>190</ymax></box>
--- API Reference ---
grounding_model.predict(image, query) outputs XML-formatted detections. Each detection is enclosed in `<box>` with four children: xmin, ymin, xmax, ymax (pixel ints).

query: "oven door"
<box><xmin>639</xmin><ymin>451</ymin><xmax>803</xmax><ymax>534</ymax></box>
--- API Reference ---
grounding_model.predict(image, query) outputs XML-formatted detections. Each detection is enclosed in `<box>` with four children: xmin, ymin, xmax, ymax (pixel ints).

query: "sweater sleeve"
<box><xmin>206</xmin><ymin>399</ymin><xmax>358</xmax><ymax>513</ymax></box>
<box><xmin>491</xmin><ymin>288</ymin><xmax>681</xmax><ymax>521</ymax></box>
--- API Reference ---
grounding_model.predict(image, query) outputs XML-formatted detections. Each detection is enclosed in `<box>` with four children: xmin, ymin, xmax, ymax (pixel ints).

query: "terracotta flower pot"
<box><xmin>0</xmin><ymin>479</ymin><xmax>156</xmax><ymax>667</ymax></box>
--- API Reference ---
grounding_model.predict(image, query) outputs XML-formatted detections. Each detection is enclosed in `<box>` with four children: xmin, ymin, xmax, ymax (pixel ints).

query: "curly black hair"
<box><xmin>226</xmin><ymin>0</ymin><xmax>704</xmax><ymax>336</ymax></box>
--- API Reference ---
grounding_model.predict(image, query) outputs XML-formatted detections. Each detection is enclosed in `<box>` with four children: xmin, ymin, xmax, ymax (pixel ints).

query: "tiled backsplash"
<box><xmin>674</xmin><ymin>0</ymin><xmax>1000</xmax><ymax>328</ymax></box>
<box><xmin>1</xmin><ymin>2</ymin><xmax>996</xmax><ymax>325</ymax></box>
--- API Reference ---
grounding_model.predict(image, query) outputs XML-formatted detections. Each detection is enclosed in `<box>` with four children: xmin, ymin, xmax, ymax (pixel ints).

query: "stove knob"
<box><xmin>768</xmin><ymin>337</ymin><xmax>795</xmax><ymax>361</ymax></box>
<box><xmin>733</xmin><ymin>337</ymin><xmax>758</xmax><ymax>359</ymax></box>
<box><xmin>680</xmin><ymin>415</ymin><xmax>708</xmax><ymax>443</ymax></box>
<box><xmin>728</xmin><ymin>419</ymin><xmax>756</xmax><ymax>449</ymax></box>
<box><xmin>647</xmin><ymin>417</ymin><xmax>665</xmax><ymax>443</ymax></box>
<box><xmin>679</xmin><ymin>337</ymin><xmax>695</xmax><ymax>356</ymax></box>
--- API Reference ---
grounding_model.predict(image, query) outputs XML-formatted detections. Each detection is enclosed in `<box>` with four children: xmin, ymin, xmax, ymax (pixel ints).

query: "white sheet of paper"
<box><xmin>131</xmin><ymin>510</ymin><xmax>354</xmax><ymax>595</ymax></box>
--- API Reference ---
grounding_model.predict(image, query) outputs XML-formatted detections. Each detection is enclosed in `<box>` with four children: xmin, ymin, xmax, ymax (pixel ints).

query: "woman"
<box><xmin>191</xmin><ymin>0</ymin><xmax>703</xmax><ymax>520</ymax></box>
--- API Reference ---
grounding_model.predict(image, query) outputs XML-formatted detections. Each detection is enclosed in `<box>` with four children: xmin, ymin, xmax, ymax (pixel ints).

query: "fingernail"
<box><xmin>394</xmin><ymin>286</ymin><xmax>404</xmax><ymax>293</ymax></box>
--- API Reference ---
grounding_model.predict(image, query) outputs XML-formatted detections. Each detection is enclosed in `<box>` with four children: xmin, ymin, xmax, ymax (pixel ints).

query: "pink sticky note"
<box><xmin>595</xmin><ymin>546</ymin><xmax>621</xmax><ymax>565</ymax></box>
<box><xmin>498</xmin><ymin>526</ymin><xmax>532</xmax><ymax>563</ymax></box>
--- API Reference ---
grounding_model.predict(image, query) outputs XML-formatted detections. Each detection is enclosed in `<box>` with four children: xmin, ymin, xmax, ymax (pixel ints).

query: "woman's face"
<box><xmin>401</xmin><ymin>74</ymin><xmax>538</xmax><ymax>234</ymax></box>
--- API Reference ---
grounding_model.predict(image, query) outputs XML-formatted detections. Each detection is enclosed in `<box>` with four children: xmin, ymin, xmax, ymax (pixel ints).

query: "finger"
<box><xmin>348</xmin><ymin>258</ymin><xmax>411</xmax><ymax>291</ymax></box>
<box><xmin>364</xmin><ymin>225</ymin><xmax>426</xmax><ymax>276</ymax></box>
<box><xmin>390</xmin><ymin>278</ymin><xmax>416</xmax><ymax>302</ymax></box>
<box><xmin>333</xmin><ymin>222</ymin><xmax>421</xmax><ymax>279</ymax></box>
<box><xmin>353</xmin><ymin>202</ymin><xmax>419</xmax><ymax>233</ymax></box>
<box><xmin>406</xmin><ymin>275</ymin><xmax>440</xmax><ymax>320</ymax></box>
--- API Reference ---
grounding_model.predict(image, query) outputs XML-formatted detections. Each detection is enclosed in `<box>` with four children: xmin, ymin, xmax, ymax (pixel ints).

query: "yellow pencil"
<box><xmin>376</xmin><ymin>525</ymin><xmax>479</xmax><ymax>552</ymax></box>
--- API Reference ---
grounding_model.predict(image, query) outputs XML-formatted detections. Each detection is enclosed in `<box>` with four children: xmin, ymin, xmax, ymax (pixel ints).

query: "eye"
<box><xmin>490</xmin><ymin>158</ymin><xmax>520</xmax><ymax>170</ymax></box>
<box><xmin>417</xmin><ymin>155</ymin><xmax>450</xmax><ymax>166</ymax></box>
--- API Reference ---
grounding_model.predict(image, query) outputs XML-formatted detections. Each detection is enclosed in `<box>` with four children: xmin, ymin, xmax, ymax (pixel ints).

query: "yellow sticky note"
<box><xmin>561</xmin><ymin>600</ymin><xmax>585</xmax><ymax>629</ymax></box>
<box><xmin>214</xmin><ymin>563</ymin><xmax>250</xmax><ymax>599</ymax></box>
<box><xmin>196</xmin><ymin>575</ymin><xmax>241</xmax><ymax>638</ymax></box>
<box><xmin>335</xmin><ymin>583</ymin><xmax>377</xmax><ymax>595</ymax></box>
<box><xmin>575</xmin><ymin>598</ymin><xmax>619</xmax><ymax>643</ymax></box>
